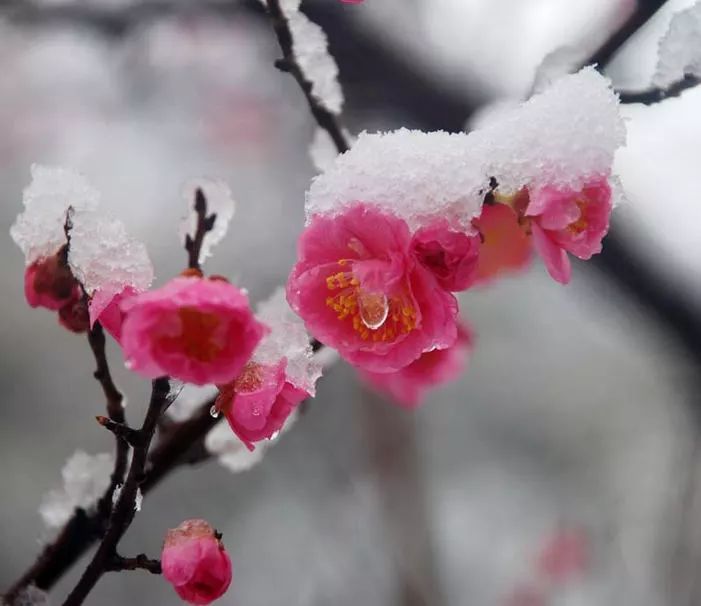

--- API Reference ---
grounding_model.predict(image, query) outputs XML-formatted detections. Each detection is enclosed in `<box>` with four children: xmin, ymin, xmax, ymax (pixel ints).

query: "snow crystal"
<box><xmin>39</xmin><ymin>451</ymin><xmax>113</xmax><ymax>529</ymax></box>
<box><xmin>10</xmin><ymin>585</ymin><xmax>50</xmax><ymax>606</ymax></box>
<box><xmin>67</xmin><ymin>209</ymin><xmax>153</xmax><ymax>297</ymax></box>
<box><xmin>307</xmin><ymin>68</ymin><xmax>624</xmax><ymax>230</ymax></box>
<box><xmin>179</xmin><ymin>178</ymin><xmax>236</xmax><ymax>265</ymax></box>
<box><xmin>289</xmin><ymin>11</ymin><xmax>344</xmax><ymax>114</ymax></box>
<box><xmin>134</xmin><ymin>488</ymin><xmax>143</xmax><ymax>512</ymax></box>
<box><xmin>254</xmin><ymin>287</ymin><xmax>322</xmax><ymax>395</ymax></box>
<box><xmin>257</xmin><ymin>0</ymin><xmax>301</xmax><ymax>16</ymax></box>
<box><xmin>530</xmin><ymin>46</ymin><xmax>589</xmax><ymax>95</ymax></box>
<box><xmin>654</xmin><ymin>1</ymin><xmax>701</xmax><ymax>88</ymax></box>
<box><xmin>10</xmin><ymin>165</ymin><xmax>100</xmax><ymax>265</ymax></box>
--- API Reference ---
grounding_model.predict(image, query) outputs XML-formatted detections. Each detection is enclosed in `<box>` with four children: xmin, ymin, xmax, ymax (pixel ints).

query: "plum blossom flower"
<box><xmin>526</xmin><ymin>179</ymin><xmax>612</xmax><ymax>284</ymax></box>
<box><xmin>287</xmin><ymin>203</ymin><xmax>458</xmax><ymax>373</ymax></box>
<box><xmin>120</xmin><ymin>276</ymin><xmax>266</xmax><ymax>385</ymax></box>
<box><xmin>360</xmin><ymin>323</ymin><xmax>472</xmax><ymax>408</ymax></box>
<box><xmin>473</xmin><ymin>198</ymin><xmax>532</xmax><ymax>285</ymax></box>
<box><xmin>411</xmin><ymin>221</ymin><xmax>480</xmax><ymax>291</ymax></box>
<box><xmin>215</xmin><ymin>359</ymin><xmax>308</xmax><ymax>451</ymax></box>
<box><xmin>162</xmin><ymin>519</ymin><xmax>232</xmax><ymax>605</ymax></box>
<box><xmin>88</xmin><ymin>286</ymin><xmax>138</xmax><ymax>342</ymax></box>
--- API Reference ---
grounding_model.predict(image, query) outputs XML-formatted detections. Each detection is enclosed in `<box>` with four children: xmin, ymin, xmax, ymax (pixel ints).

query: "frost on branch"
<box><xmin>653</xmin><ymin>1</ymin><xmax>701</xmax><ymax>88</ymax></box>
<box><xmin>179</xmin><ymin>178</ymin><xmax>236</xmax><ymax>265</ymax></box>
<box><xmin>254</xmin><ymin>287</ymin><xmax>322</xmax><ymax>396</ymax></box>
<box><xmin>39</xmin><ymin>451</ymin><xmax>113</xmax><ymax>529</ymax></box>
<box><xmin>10</xmin><ymin>164</ymin><xmax>99</xmax><ymax>265</ymax></box>
<box><xmin>6</xmin><ymin>585</ymin><xmax>50</xmax><ymax>606</ymax></box>
<box><xmin>67</xmin><ymin>210</ymin><xmax>153</xmax><ymax>298</ymax></box>
<box><xmin>307</xmin><ymin>67</ymin><xmax>625</xmax><ymax>230</ymax></box>
<box><xmin>288</xmin><ymin>11</ymin><xmax>344</xmax><ymax>114</ymax></box>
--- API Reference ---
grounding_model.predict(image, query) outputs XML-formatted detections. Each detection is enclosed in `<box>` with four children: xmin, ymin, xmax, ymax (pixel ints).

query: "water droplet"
<box><xmin>209</xmin><ymin>405</ymin><xmax>220</xmax><ymax>418</ymax></box>
<box><xmin>269</xmin><ymin>430</ymin><xmax>280</xmax><ymax>441</ymax></box>
<box><xmin>358</xmin><ymin>290</ymin><xmax>389</xmax><ymax>330</ymax></box>
<box><xmin>252</xmin><ymin>406</ymin><xmax>262</xmax><ymax>417</ymax></box>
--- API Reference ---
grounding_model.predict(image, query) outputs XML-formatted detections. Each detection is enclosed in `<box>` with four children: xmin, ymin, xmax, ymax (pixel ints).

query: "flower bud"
<box><xmin>162</xmin><ymin>519</ymin><xmax>232</xmax><ymax>605</ymax></box>
<box><xmin>24</xmin><ymin>250</ymin><xmax>80</xmax><ymax>311</ymax></box>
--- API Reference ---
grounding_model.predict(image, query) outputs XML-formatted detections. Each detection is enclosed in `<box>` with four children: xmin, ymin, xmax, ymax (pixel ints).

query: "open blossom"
<box><xmin>411</xmin><ymin>221</ymin><xmax>480</xmax><ymax>291</ymax></box>
<box><xmin>526</xmin><ymin>179</ymin><xmax>612</xmax><ymax>285</ymax></box>
<box><xmin>89</xmin><ymin>286</ymin><xmax>138</xmax><ymax>342</ymax></box>
<box><xmin>287</xmin><ymin>203</ymin><xmax>458</xmax><ymax>373</ymax></box>
<box><xmin>473</xmin><ymin>198</ymin><xmax>532</xmax><ymax>285</ymax></box>
<box><xmin>162</xmin><ymin>519</ymin><xmax>232</xmax><ymax>605</ymax></box>
<box><xmin>360</xmin><ymin>323</ymin><xmax>472</xmax><ymax>408</ymax></box>
<box><xmin>216</xmin><ymin>359</ymin><xmax>307</xmax><ymax>451</ymax></box>
<box><xmin>121</xmin><ymin>276</ymin><xmax>266</xmax><ymax>385</ymax></box>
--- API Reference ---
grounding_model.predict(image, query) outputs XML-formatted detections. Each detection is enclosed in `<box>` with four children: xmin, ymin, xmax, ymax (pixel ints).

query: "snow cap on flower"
<box><xmin>360</xmin><ymin>322</ymin><xmax>472</xmax><ymax>408</ymax></box>
<box><xmin>11</xmin><ymin>164</ymin><xmax>99</xmax><ymax>266</ymax></box>
<box><xmin>179</xmin><ymin>178</ymin><xmax>236</xmax><ymax>266</ymax></box>
<box><xmin>306</xmin><ymin>68</ymin><xmax>624</xmax><ymax>232</ymax></box>
<box><xmin>162</xmin><ymin>519</ymin><xmax>232</xmax><ymax>606</ymax></box>
<box><xmin>288</xmin><ymin>203</ymin><xmax>459</xmax><ymax>373</ymax></box>
<box><xmin>120</xmin><ymin>276</ymin><xmax>266</xmax><ymax>385</ymax></box>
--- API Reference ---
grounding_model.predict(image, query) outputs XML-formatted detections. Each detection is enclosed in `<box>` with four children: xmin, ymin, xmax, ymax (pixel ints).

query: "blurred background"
<box><xmin>1</xmin><ymin>0</ymin><xmax>700</xmax><ymax>604</ymax></box>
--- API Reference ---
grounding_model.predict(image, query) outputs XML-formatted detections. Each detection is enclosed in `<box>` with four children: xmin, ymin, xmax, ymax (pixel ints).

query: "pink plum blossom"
<box><xmin>473</xmin><ymin>201</ymin><xmax>532</xmax><ymax>284</ymax></box>
<box><xmin>526</xmin><ymin>179</ymin><xmax>612</xmax><ymax>285</ymax></box>
<box><xmin>216</xmin><ymin>359</ymin><xmax>307</xmax><ymax>451</ymax></box>
<box><xmin>536</xmin><ymin>527</ymin><xmax>589</xmax><ymax>584</ymax></box>
<box><xmin>120</xmin><ymin>276</ymin><xmax>266</xmax><ymax>385</ymax></box>
<box><xmin>161</xmin><ymin>519</ymin><xmax>232</xmax><ymax>605</ymax></box>
<box><xmin>24</xmin><ymin>250</ymin><xmax>81</xmax><ymax>311</ymax></box>
<box><xmin>411</xmin><ymin>221</ymin><xmax>480</xmax><ymax>291</ymax></box>
<box><xmin>360</xmin><ymin>323</ymin><xmax>473</xmax><ymax>408</ymax></box>
<box><xmin>287</xmin><ymin>203</ymin><xmax>458</xmax><ymax>373</ymax></box>
<box><xmin>88</xmin><ymin>286</ymin><xmax>139</xmax><ymax>342</ymax></box>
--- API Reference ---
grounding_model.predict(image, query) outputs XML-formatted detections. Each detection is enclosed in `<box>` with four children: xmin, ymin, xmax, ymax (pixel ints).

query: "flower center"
<box><xmin>234</xmin><ymin>362</ymin><xmax>264</xmax><ymax>392</ymax></box>
<box><xmin>567</xmin><ymin>199</ymin><xmax>589</xmax><ymax>235</ymax></box>
<box><xmin>325</xmin><ymin>262</ymin><xmax>416</xmax><ymax>342</ymax></box>
<box><xmin>163</xmin><ymin>307</ymin><xmax>224</xmax><ymax>362</ymax></box>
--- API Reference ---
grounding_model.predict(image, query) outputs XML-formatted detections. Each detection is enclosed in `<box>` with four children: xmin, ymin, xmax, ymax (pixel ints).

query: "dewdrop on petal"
<box><xmin>11</xmin><ymin>164</ymin><xmax>99</xmax><ymax>265</ymax></box>
<box><xmin>179</xmin><ymin>178</ymin><xmax>236</xmax><ymax>265</ymax></box>
<box><xmin>653</xmin><ymin>0</ymin><xmax>701</xmax><ymax>88</ymax></box>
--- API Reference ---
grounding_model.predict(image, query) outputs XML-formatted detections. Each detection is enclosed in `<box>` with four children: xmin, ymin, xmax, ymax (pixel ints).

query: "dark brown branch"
<box><xmin>62</xmin><ymin>377</ymin><xmax>172</xmax><ymax>606</ymax></box>
<box><xmin>107</xmin><ymin>554</ymin><xmax>162</xmax><ymax>575</ymax></box>
<box><xmin>264</xmin><ymin>0</ymin><xmax>350</xmax><ymax>155</ymax></box>
<box><xmin>618</xmin><ymin>74</ymin><xmax>700</xmax><ymax>105</ymax></box>
<box><xmin>95</xmin><ymin>416</ymin><xmax>141</xmax><ymax>447</ymax></box>
<box><xmin>184</xmin><ymin>188</ymin><xmax>217</xmax><ymax>272</ymax></box>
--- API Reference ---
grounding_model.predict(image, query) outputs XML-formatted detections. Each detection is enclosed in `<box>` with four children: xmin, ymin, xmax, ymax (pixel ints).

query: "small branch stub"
<box><xmin>185</xmin><ymin>188</ymin><xmax>217</xmax><ymax>272</ymax></box>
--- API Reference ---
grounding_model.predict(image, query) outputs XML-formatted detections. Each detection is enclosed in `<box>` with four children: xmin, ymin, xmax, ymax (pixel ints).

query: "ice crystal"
<box><xmin>39</xmin><ymin>451</ymin><xmax>113</xmax><ymax>529</ymax></box>
<box><xmin>67</xmin><ymin>210</ymin><xmax>153</xmax><ymax>297</ymax></box>
<box><xmin>10</xmin><ymin>164</ymin><xmax>100</xmax><ymax>265</ymax></box>
<box><xmin>307</xmin><ymin>68</ymin><xmax>624</xmax><ymax>231</ymax></box>
<box><xmin>179</xmin><ymin>178</ymin><xmax>236</xmax><ymax>265</ymax></box>
<box><xmin>10</xmin><ymin>585</ymin><xmax>50</xmax><ymax>606</ymax></box>
<box><xmin>254</xmin><ymin>287</ymin><xmax>322</xmax><ymax>395</ymax></box>
<box><xmin>654</xmin><ymin>1</ymin><xmax>701</xmax><ymax>87</ymax></box>
<box><xmin>289</xmin><ymin>11</ymin><xmax>344</xmax><ymax>114</ymax></box>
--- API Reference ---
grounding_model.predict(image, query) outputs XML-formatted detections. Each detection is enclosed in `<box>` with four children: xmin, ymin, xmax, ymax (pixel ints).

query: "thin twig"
<box><xmin>95</xmin><ymin>416</ymin><xmax>141</xmax><ymax>447</ymax></box>
<box><xmin>62</xmin><ymin>378</ymin><xmax>172</xmax><ymax>606</ymax></box>
<box><xmin>618</xmin><ymin>74</ymin><xmax>700</xmax><ymax>105</ymax></box>
<box><xmin>107</xmin><ymin>554</ymin><xmax>162</xmax><ymax>575</ymax></box>
<box><xmin>264</xmin><ymin>0</ymin><xmax>350</xmax><ymax>154</ymax></box>
<box><xmin>184</xmin><ymin>188</ymin><xmax>216</xmax><ymax>272</ymax></box>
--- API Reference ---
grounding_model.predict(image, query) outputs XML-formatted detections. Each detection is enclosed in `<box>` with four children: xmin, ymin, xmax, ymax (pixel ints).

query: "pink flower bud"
<box><xmin>120</xmin><ymin>276</ymin><xmax>267</xmax><ymax>385</ymax></box>
<box><xmin>162</xmin><ymin>519</ymin><xmax>232</xmax><ymax>605</ymax></box>
<box><xmin>24</xmin><ymin>250</ymin><xmax>81</xmax><ymax>311</ymax></box>
<box><xmin>58</xmin><ymin>296</ymin><xmax>90</xmax><ymax>333</ymax></box>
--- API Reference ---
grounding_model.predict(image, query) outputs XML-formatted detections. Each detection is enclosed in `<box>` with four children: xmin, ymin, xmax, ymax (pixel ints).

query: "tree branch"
<box><xmin>618</xmin><ymin>74</ymin><xmax>700</xmax><ymax>105</ymax></box>
<box><xmin>264</xmin><ymin>0</ymin><xmax>350</xmax><ymax>154</ymax></box>
<box><xmin>106</xmin><ymin>554</ymin><xmax>162</xmax><ymax>575</ymax></box>
<box><xmin>62</xmin><ymin>377</ymin><xmax>172</xmax><ymax>606</ymax></box>
<box><xmin>184</xmin><ymin>188</ymin><xmax>216</xmax><ymax>272</ymax></box>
